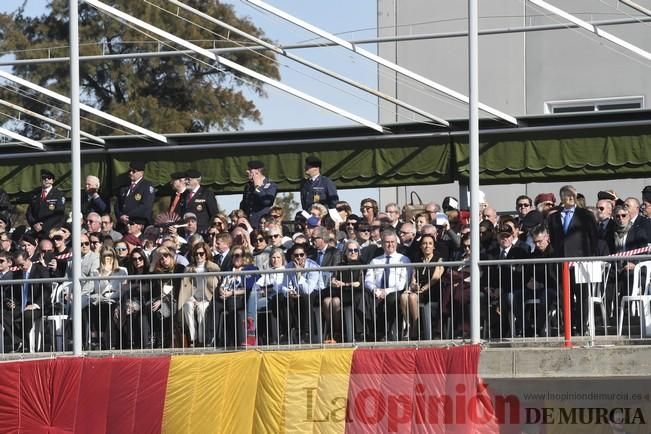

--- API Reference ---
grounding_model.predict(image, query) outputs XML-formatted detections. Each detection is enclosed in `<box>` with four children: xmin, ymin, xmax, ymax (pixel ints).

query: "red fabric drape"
<box><xmin>346</xmin><ymin>345</ymin><xmax>498</xmax><ymax>434</ymax></box>
<box><xmin>0</xmin><ymin>356</ymin><xmax>170</xmax><ymax>434</ymax></box>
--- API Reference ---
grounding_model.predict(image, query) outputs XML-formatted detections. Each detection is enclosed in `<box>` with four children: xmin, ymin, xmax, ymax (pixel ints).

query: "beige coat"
<box><xmin>177</xmin><ymin>260</ymin><xmax>221</xmax><ymax>311</ymax></box>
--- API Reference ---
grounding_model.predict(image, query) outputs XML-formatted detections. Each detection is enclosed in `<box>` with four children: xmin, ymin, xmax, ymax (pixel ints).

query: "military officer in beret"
<box><xmin>168</xmin><ymin>171</ymin><xmax>187</xmax><ymax>216</ymax></box>
<box><xmin>182</xmin><ymin>169</ymin><xmax>218</xmax><ymax>233</ymax></box>
<box><xmin>116</xmin><ymin>161</ymin><xmax>155</xmax><ymax>227</ymax></box>
<box><xmin>240</xmin><ymin>160</ymin><xmax>277</xmax><ymax>228</ymax></box>
<box><xmin>26</xmin><ymin>169</ymin><xmax>65</xmax><ymax>236</ymax></box>
<box><xmin>300</xmin><ymin>156</ymin><xmax>339</xmax><ymax>211</ymax></box>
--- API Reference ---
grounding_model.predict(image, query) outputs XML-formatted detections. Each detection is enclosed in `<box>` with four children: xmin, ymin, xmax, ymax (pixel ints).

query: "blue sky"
<box><xmin>0</xmin><ymin>0</ymin><xmax>379</xmax><ymax>210</ymax></box>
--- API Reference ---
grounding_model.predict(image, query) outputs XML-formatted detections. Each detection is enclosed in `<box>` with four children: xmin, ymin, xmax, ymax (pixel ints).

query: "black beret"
<box><xmin>497</xmin><ymin>224</ymin><xmax>514</xmax><ymax>236</ymax></box>
<box><xmin>186</xmin><ymin>169</ymin><xmax>201</xmax><ymax>179</ymax></box>
<box><xmin>129</xmin><ymin>161</ymin><xmax>145</xmax><ymax>171</ymax></box>
<box><xmin>40</xmin><ymin>169</ymin><xmax>55</xmax><ymax>179</ymax></box>
<box><xmin>247</xmin><ymin>160</ymin><xmax>264</xmax><ymax>170</ymax></box>
<box><xmin>170</xmin><ymin>171</ymin><xmax>186</xmax><ymax>180</ymax></box>
<box><xmin>128</xmin><ymin>216</ymin><xmax>148</xmax><ymax>226</ymax></box>
<box><xmin>643</xmin><ymin>186</ymin><xmax>651</xmax><ymax>203</ymax></box>
<box><xmin>597</xmin><ymin>191</ymin><xmax>617</xmax><ymax>201</ymax></box>
<box><xmin>305</xmin><ymin>156</ymin><xmax>322</xmax><ymax>168</ymax></box>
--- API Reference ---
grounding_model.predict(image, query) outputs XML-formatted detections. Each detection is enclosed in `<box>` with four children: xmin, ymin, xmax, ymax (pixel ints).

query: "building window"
<box><xmin>545</xmin><ymin>96</ymin><xmax>644</xmax><ymax>114</ymax></box>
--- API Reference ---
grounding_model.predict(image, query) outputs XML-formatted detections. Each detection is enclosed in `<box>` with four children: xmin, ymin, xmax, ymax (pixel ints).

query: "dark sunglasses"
<box><xmin>270</xmin><ymin>214</ymin><xmax>281</xmax><ymax>219</ymax></box>
<box><xmin>41</xmin><ymin>175</ymin><xmax>53</xmax><ymax>180</ymax></box>
<box><xmin>597</xmin><ymin>206</ymin><xmax>606</xmax><ymax>211</ymax></box>
<box><xmin>516</xmin><ymin>203</ymin><xmax>530</xmax><ymax>208</ymax></box>
<box><xmin>270</xmin><ymin>234</ymin><xmax>281</xmax><ymax>239</ymax></box>
<box><xmin>232</xmin><ymin>253</ymin><xmax>243</xmax><ymax>258</ymax></box>
<box><xmin>132</xmin><ymin>256</ymin><xmax>144</xmax><ymax>261</ymax></box>
<box><xmin>52</xmin><ymin>235</ymin><xmax>63</xmax><ymax>241</ymax></box>
<box><xmin>115</xmin><ymin>247</ymin><xmax>128</xmax><ymax>251</ymax></box>
<box><xmin>80</xmin><ymin>242</ymin><xmax>90</xmax><ymax>247</ymax></box>
<box><xmin>161</xmin><ymin>253</ymin><xmax>172</xmax><ymax>258</ymax></box>
<box><xmin>347</xmin><ymin>248</ymin><xmax>360</xmax><ymax>253</ymax></box>
<box><xmin>293</xmin><ymin>252</ymin><xmax>305</xmax><ymax>258</ymax></box>
<box><xmin>195</xmin><ymin>251</ymin><xmax>206</xmax><ymax>257</ymax></box>
<box><xmin>91</xmin><ymin>240</ymin><xmax>101</xmax><ymax>244</ymax></box>
<box><xmin>615</xmin><ymin>214</ymin><xmax>628</xmax><ymax>218</ymax></box>
<box><xmin>255</xmin><ymin>237</ymin><xmax>265</xmax><ymax>243</ymax></box>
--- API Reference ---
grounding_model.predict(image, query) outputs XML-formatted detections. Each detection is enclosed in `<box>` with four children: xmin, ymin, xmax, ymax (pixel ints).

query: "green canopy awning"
<box><xmin>454</xmin><ymin>126</ymin><xmax>651</xmax><ymax>183</ymax></box>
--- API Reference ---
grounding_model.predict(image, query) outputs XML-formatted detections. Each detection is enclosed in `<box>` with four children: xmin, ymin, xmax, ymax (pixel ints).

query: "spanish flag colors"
<box><xmin>0</xmin><ymin>345</ymin><xmax>496</xmax><ymax>433</ymax></box>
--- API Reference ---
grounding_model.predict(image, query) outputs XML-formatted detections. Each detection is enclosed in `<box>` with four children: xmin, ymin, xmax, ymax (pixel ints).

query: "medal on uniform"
<box><xmin>134</xmin><ymin>193</ymin><xmax>142</xmax><ymax>201</ymax></box>
<box><xmin>196</xmin><ymin>204</ymin><xmax>203</xmax><ymax>212</ymax></box>
<box><xmin>314</xmin><ymin>193</ymin><xmax>320</xmax><ymax>203</ymax></box>
<box><xmin>48</xmin><ymin>204</ymin><xmax>55</xmax><ymax>210</ymax></box>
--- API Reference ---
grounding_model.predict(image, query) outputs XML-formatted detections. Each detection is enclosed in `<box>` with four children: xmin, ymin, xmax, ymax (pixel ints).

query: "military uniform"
<box><xmin>300</xmin><ymin>175</ymin><xmax>339</xmax><ymax>211</ymax></box>
<box><xmin>182</xmin><ymin>186</ymin><xmax>218</xmax><ymax>233</ymax></box>
<box><xmin>240</xmin><ymin>177</ymin><xmax>277</xmax><ymax>228</ymax></box>
<box><xmin>26</xmin><ymin>187</ymin><xmax>65</xmax><ymax>235</ymax></box>
<box><xmin>116</xmin><ymin>179</ymin><xmax>155</xmax><ymax>225</ymax></box>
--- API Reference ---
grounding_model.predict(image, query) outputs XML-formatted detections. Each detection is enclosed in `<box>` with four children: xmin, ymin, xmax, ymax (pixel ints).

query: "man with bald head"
<box><xmin>83</xmin><ymin>175</ymin><xmax>109</xmax><ymax>217</ymax></box>
<box><xmin>624</xmin><ymin>197</ymin><xmax>651</xmax><ymax>240</ymax></box>
<box><xmin>482</xmin><ymin>207</ymin><xmax>498</xmax><ymax>228</ymax></box>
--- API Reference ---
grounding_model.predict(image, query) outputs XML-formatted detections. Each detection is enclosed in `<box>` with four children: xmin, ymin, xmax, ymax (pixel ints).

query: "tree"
<box><xmin>0</xmin><ymin>0</ymin><xmax>279</xmax><ymax>137</ymax></box>
<box><xmin>275</xmin><ymin>192</ymin><xmax>299</xmax><ymax>221</ymax></box>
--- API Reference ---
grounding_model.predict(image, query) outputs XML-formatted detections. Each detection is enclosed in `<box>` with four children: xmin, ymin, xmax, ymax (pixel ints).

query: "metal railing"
<box><xmin>1</xmin><ymin>255</ymin><xmax>650</xmax><ymax>357</ymax></box>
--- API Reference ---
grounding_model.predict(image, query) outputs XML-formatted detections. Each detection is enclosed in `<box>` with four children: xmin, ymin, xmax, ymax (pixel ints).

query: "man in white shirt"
<box><xmin>365</xmin><ymin>229</ymin><xmax>410</xmax><ymax>341</ymax></box>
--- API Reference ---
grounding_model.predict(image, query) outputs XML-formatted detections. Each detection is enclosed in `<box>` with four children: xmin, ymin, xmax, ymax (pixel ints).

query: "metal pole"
<box><xmin>70</xmin><ymin>0</ymin><xmax>83</xmax><ymax>356</ymax></box>
<box><xmin>468</xmin><ymin>0</ymin><xmax>481</xmax><ymax>344</ymax></box>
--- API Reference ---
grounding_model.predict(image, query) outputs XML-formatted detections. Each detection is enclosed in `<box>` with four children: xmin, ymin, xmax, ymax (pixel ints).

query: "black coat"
<box><xmin>484</xmin><ymin>245</ymin><xmax>530</xmax><ymax>293</ymax></box>
<box><xmin>182</xmin><ymin>187</ymin><xmax>219</xmax><ymax>233</ymax></box>
<box><xmin>81</xmin><ymin>192</ymin><xmax>110</xmax><ymax>217</ymax></box>
<box><xmin>240</xmin><ymin>178</ymin><xmax>277</xmax><ymax>228</ymax></box>
<box><xmin>310</xmin><ymin>246</ymin><xmax>341</xmax><ymax>267</ymax></box>
<box><xmin>548</xmin><ymin>207</ymin><xmax>598</xmax><ymax>258</ymax></box>
<box><xmin>299</xmin><ymin>175</ymin><xmax>339</xmax><ymax>210</ymax></box>
<box><xmin>116</xmin><ymin>179</ymin><xmax>156</xmax><ymax>224</ymax></box>
<box><xmin>25</xmin><ymin>187</ymin><xmax>65</xmax><ymax>235</ymax></box>
<box><xmin>19</xmin><ymin>263</ymin><xmax>53</xmax><ymax>316</ymax></box>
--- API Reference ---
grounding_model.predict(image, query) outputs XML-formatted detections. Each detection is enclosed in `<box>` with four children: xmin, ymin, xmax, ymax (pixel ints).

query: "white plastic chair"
<box><xmin>578</xmin><ymin>261</ymin><xmax>611</xmax><ymax>339</ymax></box>
<box><xmin>617</xmin><ymin>260</ymin><xmax>651</xmax><ymax>337</ymax></box>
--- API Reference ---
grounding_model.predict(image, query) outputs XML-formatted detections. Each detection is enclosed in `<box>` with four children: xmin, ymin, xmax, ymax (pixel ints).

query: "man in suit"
<box><xmin>25</xmin><ymin>169</ymin><xmax>65</xmax><ymax>237</ymax></box>
<box><xmin>0</xmin><ymin>251</ymin><xmax>20</xmax><ymax>351</ymax></box>
<box><xmin>183</xmin><ymin>169</ymin><xmax>218</xmax><ymax>234</ymax></box>
<box><xmin>116</xmin><ymin>161</ymin><xmax>155</xmax><ymax>228</ymax></box>
<box><xmin>309</xmin><ymin>226</ymin><xmax>341</xmax><ymax>286</ymax></box>
<box><xmin>525</xmin><ymin>225</ymin><xmax>558</xmax><ymax>336</ymax></box>
<box><xmin>14</xmin><ymin>250</ymin><xmax>53</xmax><ymax>352</ymax></box>
<box><xmin>364</xmin><ymin>230</ymin><xmax>410</xmax><ymax>341</ymax></box>
<box><xmin>624</xmin><ymin>197</ymin><xmax>651</xmax><ymax>241</ymax></box>
<box><xmin>240</xmin><ymin>160</ymin><xmax>277</xmax><ymax>229</ymax></box>
<box><xmin>548</xmin><ymin>185</ymin><xmax>598</xmax><ymax>331</ymax></box>
<box><xmin>484</xmin><ymin>224</ymin><xmax>530</xmax><ymax>338</ymax></box>
<box><xmin>300</xmin><ymin>156</ymin><xmax>339</xmax><ymax>211</ymax></box>
<box><xmin>596</xmin><ymin>199</ymin><xmax>615</xmax><ymax>254</ymax></box>
<box><xmin>168</xmin><ymin>171</ymin><xmax>187</xmax><ymax>217</ymax></box>
<box><xmin>212</xmin><ymin>232</ymin><xmax>233</xmax><ymax>272</ymax></box>
<box><xmin>82</xmin><ymin>175</ymin><xmax>109</xmax><ymax>217</ymax></box>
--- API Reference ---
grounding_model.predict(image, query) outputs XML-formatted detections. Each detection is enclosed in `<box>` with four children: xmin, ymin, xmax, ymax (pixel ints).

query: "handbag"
<box><xmin>403</xmin><ymin>191</ymin><xmax>427</xmax><ymax>222</ymax></box>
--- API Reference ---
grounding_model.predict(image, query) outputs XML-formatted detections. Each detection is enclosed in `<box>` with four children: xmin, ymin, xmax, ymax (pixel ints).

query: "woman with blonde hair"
<box><xmin>149</xmin><ymin>245</ymin><xmax>185</xmax><ymax>348</ymax></box>
<box><xmin>178</xmin><ymin>242</ymin><xmax>220</xmax><ymax>347</ymax></box>
<box><xmin>88</xmin><ymin>247</ymin><xmax>127</xmax><ymax>349</ymax></box>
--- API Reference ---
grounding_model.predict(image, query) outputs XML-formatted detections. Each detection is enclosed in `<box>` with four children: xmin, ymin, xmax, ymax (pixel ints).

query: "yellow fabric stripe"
<box><xmin>162</xmin><ymin>352</ymin><xmax>262</xmax><ymax>434</ymax></box>
<box><xmin>253</xmin><ymin>349</ymin><xmax>354</xmax><ymax>434</ymax></box>
<box><xmin>162</xmin><ymin>349</ymin><xmax>354</xmax><ymax>434</ymax></box>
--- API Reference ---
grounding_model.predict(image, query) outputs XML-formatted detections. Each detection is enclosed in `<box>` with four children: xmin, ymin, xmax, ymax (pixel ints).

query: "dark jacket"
<box><xmin>240</xmin><ymin>178</ymin><xmax>277</xmax><ymax>228</ymax></box>
<box><xmin>310</xmin><ymin>246</ymin><xmax>341</xmax><ymax>268</ymax></box>
<box><xmin>299</xmin><ymin>175</ymin><xmax>339</xmax><ymax>210</ymax></box>
<box><xmin>182</xmin><ymin>186</ymin><xmax>219</xmax><ymax>233</ymax></box>
<box><xmin>116</xmin><ymin>178</ymin><xmax>156</xmax><ymax>224</ymax></box>
<box><xmin>26</xmin><ymin>187</ymin><xmax>65</xmax><ymax>235</ymax></box>
<box><xmin>548</xmin><ymin>207</ymin><xmax>598</xmax><ymax>258</ymax></box>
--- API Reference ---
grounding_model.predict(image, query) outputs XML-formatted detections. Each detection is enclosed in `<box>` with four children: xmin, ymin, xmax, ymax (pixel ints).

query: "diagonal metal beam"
<box><xmin>244</xmin><ymin>0</ymin><xmax>518</xmax><ymax>125</ymax></box>
<box><xmin>0</xmin><ymin>126</ymin><xmax>45</xmax><ymax>150</ymax></box>
<box><xmin>0</xmin><ymin>70</ymin><xmax>167</xmax><ymax>142</ymax></box>
<box><xmin>528</xmin><ymin>0</ymin><xmax>651</xmax><ymax>61</ymax></box>
<box><xmin>619</xmin><ymin>0</ymin><xmax>651</xmax><ymax>17</ymax></box>
<box><xmin>85</xmin><ymin>0</ymin><xmax>386</xmax><ymax>133</ymax></box>
<box><xmin>167</xmin><ymin>0</ymin><xmax>449</xmax><ymax>127</ymax></box>
<box><xmin>0</xmin><ymin>98</ymin><xmax>105</xmax><ymax>146</ymax></box>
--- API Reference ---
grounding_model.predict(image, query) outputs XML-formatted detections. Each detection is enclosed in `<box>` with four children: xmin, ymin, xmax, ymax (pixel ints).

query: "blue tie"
<box><xmin>317</xmin><ymin>251</ymin><xmax>324</xmax><ymax>266</ymax></box>
<box><xmin>22</xmin><ymin>270</ymin><xmax>29</xmax><ymax>312</ymax></box>
<box><xmin>380</xmin><ymin>255</ymin><xmax>391</xmax><ymax>288</ymax></box>
<box><xmin>563</xmin><ymin>209</ymin><xmax>573</xmax><ymax>234</ymax></box>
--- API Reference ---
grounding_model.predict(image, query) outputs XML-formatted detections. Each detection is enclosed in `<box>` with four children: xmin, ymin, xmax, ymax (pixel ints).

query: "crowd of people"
<box><xmin>0</xmin><ymin>155</ymin><xmax>650</xmax><ymax>352</ymax></box>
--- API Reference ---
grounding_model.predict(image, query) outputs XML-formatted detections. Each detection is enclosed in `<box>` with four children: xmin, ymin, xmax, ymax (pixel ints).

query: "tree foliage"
<box><xmin>0</xmin><ymin>0</ymin><xmax>279</xmax><ymax>137</ymax></box>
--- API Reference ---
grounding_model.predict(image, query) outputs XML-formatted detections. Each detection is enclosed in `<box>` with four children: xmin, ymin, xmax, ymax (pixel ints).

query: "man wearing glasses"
<box><xmin>26</xmin><ymin>169</ymin><xmax>65</xmax><ymax>237</ymax></box>
<box><xmin>99</xmin><ymin>214</ymin><xmax>122</xmax><ymax>242</ymax></box>
<box><xmin>515</xmin><ymin>195</ymin><xmax>533</xmax><ymax>221</ymax></box>
<box><xmin>116</xmin><ymin>161</ymin><xmax>155</xmax><ymax>228</ymax></box>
